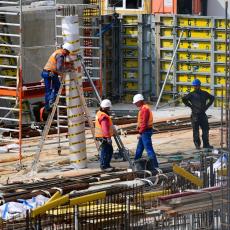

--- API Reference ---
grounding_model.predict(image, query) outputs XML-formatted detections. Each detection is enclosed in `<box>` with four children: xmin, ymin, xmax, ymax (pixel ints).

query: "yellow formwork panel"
<box><xmin>123</xmin><ymin>27</ymin><xmax>138</xmax><ymax>35</ymax></box>
<box><xmin>215</xmin><ymin>88</ymin><xmax>226</xmax><ymax>97</ymax></box>
<box><xmin>215</xmin><ymin>54</ymin><xmax>226</xmax><ymax>63</ymax></box>
<box><xmin>124</xmin><ymin>60</ymin><xmax>138</xmax><ymax>68</ymax></box>
<box><xmin>178</xmin><ymin>30</ymin><xmax>211</xmax><ymax>39</ymax></box>
<box><xmin>0</xmin><ymin>46</ymin><xmax>13</xmax><ymax>54</ymax></box>
<box><xmin>161</xmin><ymin>40</ymin><xmax>173</xmax><ymax>48</ymax></box>
<box><xmin>177</xmin><ymin>75</ymin><xmax>210</xmax><ymax>84</ymax></box>
<box><xmin>161</xmin><ymin>73</ymin><xmax>173</xmax><ymax>81</ymax></box>
<box><xmin>123</xmin><ymin>38</ymin><xmax>137</xmax><ymax>46</ymax></box>
<box><xmin>178</xmin><ymin>18</ymin><xmax>211</xmax><ymax>27</ymax></box>
<box><xmin>177</xmin><ymin>52</ymin><xmax>210</xmax><ymax>62</ymax></box>
<box><xmin>215</xmin><ymin>76</ymin><xmax>226</xmax><ymax>85</ymax></box>
<box><xmin>124</xmin><ymin>49</ymin><xmax>138</xmax><ymax>57</ymax></box>
<box><xmin>215</xmin><ymin>42</ymin><xmax>226</xmax><ymax>51</ymax></box>
<box><xmin>123</xmin><ymin>94</ymin><xmax>134</xmax><ymax>102</ymax></box>
<box><xmin>124</xmin><ymin>82</ymin><xmax>138</xmax><ymax>90</ymax></box>
<box><xmin>0</xmin><ymin>69</ymin><xmax>17</xmax><ymax>76</ymax></box>
<box><xmin>161</xmin><ymin>28</ymin><xmax>173</xmax><ymax>37</ymax></box>
<box><xmin>161</xmin><ymin>62</ymin><xmax>174</xmax><ymax>71</ymax></box>
<box><xmin>164</xmin><ymin>84</ymin><xmax>173</xmax><ymax>92</ymax></box>
<box><xmin>179</xmin><ymin>41</ymin><xmax>211</xmax><ymax>50</ymax></box>
<box><xmin>215</xmin><ymin>19</ymin><xmax>230</xmax><ymax>29</ymax></box>
<box><xmin>123</xmin><ymin>15</ymin><xmax>138</xmax><ymax>24</ymax></box>
<box><xmin>162</xmin><ymin>94</ymin><xmax>173</xmax><ymax>101</ymax></box>
<box><xmin>215</xmin><ymin>65</ymin><xmax>225</xmax><ymax>73</ymax></box>
<box><xmin>215</xmin><ymin>31</ymin><xmax>227</xmax><ymax>40</ymax></box>
<box><xmin>177</xmin><ymin>63</ymin><xmax>210</xmax><ymax>73</ymax></box>
<box><xmin>215</xmin><ymin>98</ymin><xmax>226</xmax><ymax>107</ymax></box>
<box><xmin>161</xmin><ymin>51</ymin><xmax>173</xmax><ymax>60</ymax></box>
<box><xmin>0</xmin><ymin>58</ymin><xmax>11</xmax><ymax>65</ymax></box>
<box><xmin>124</xmin><ymin>71</ymin><xmax>138</xmax><ymax>79</ymax></box>
<box><xmin>177</xmin><ymin>85</ymin><xmax>192</xmax><ymax>93</ymax></box>
<box><xmin>161</xmin><ymin>17</ymin><xmax>174</xmax><ymax>26</ymax></box>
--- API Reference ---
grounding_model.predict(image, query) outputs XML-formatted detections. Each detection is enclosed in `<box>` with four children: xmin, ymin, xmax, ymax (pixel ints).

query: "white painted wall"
<box><xmin>207</xmin><ymin>0</ymin><xmax>230</xmax><ymax>17</ymax></box>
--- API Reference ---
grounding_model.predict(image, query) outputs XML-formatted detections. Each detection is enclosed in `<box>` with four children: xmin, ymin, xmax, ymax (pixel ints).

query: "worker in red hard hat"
<box><xmin>95</xmin><ymin>99</ymin><xmax>114</xmax><ymax>172</ymax></box>
<box><xmin>182</xmin><ymin>79</ymin><xmax>215</xmax><ymax>149</ymax></box>
<box><xmin>133</xmin><ymin>94</ymin><xmax>159</xmax><ymax>172</ymax></box>
<box><xmin>41</xmin><ymin>43</ymin><xmax>74</xmax><ymax>112</ymax></box>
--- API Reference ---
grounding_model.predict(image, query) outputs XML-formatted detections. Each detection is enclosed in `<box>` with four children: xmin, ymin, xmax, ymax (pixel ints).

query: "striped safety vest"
<box><xmin>44</xmin><ymin>49</ymin><xmax>66</xmax><ymax>74</ymax></box>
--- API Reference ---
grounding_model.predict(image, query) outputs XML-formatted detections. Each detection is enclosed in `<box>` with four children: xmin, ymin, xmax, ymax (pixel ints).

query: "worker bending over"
<box><xmin>95</xmin><ymin>99</ymin><xmax>114</xmax><ymax>171</ymax></box>
<box><xmin>41</xmin><ymin>43</ymin><xmax>73</xmax><ymax>112</ymax></box>
<box><xmin>133</xmin><ymin>94</ymin><xmax>159</xmax><ymax>170</ymax></box>
<box><xmin>182</xmin><ymin>79</ymin><xmax>215</xmax><ymax>149</ymax></box>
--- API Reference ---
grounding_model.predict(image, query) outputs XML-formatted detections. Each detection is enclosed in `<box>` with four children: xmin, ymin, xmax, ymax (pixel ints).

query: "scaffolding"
<box><xmin>0</xmin><ymin>0</ymin><xmax>102</xmax><ymax>164</ymax></box>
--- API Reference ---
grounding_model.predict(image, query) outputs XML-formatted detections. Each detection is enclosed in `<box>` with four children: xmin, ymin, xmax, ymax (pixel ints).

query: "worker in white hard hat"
<box><xmin>95</xmin><ymin>99</ymin><xmax>114</xmax><ymax>171</ymax></box>
<box><xmin>40</xmin><ymin>43</ymin><xmax>74</xmax><ymax>113</ymax></box>
<box><xmin>133</xmin><ymin>94</ymin><xmax>159</xmax><ymax>171</ymax></box>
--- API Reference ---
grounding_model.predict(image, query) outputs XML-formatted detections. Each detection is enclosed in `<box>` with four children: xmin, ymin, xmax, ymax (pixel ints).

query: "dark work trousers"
<box><xmin>41</xmin><ymin>70</ymin><xmax>60</xmax><ymax>110</ymax></box>
<box><xmin>191</xmin><ymin>113</ymin><xmax>210</xmax><ymax>148</ymax></box>
<box><xmin>99</xmin><ymin>142</ymin><xmax>113</xmax><ymax>169</ymax></box>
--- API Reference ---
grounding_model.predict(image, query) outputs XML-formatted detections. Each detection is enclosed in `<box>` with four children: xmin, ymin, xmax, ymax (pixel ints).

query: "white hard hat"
<box><xmin>62</xmin><ymin>43</ymin><xmax>74</xmax><ymax>52</ymax></box>
<box><xmin>133</xmin><ymin>94</ymin><xmax>144</xmax><ymax>104</ymax></box>
<box><xmin>100</xmin><ymin>99</ymin><xmax>112</xmax><ymax>108</ymax></box>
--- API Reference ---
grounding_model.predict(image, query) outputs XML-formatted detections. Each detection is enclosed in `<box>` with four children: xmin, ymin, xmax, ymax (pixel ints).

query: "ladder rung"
<box><xmin>0</xmin><ymin>64</ymin><xmax>17</xmax><ymax>69</ymax></box>
<box><xmin>0</xmin><ymin>1</ymin><xmax>19</xmax><ymax>5</ymax></box>
<box><xmin>81</xmin><ymin>46</ymin><xmax>100</xmax><ymax>50</ymax></box>
<box><xmin>0</xmin><ymin>117</ymin><xmax>19</xmax><ymax>122</ymax></box>
<box><xmin>0</xmin><ymin>96</ymin><xmax>16</xmax><ymax>100</ymax></box>
<box><xmin>58</xmin><ymin>125</ymin><xmax>68</xmax><ymax>128</ymax></box>
<box><xmin>0</xmin><ymin>127</ymin><xmax>19</xmax><ymax>132</ymax></box>
<box><xmin>0</xmin><ymin>22</ymin><xmax>20</xmax><ymax>26</ymax></box>
<box><xmin>0</xmin><ymin>11</ymin><xmax>19</xmax><ymax>15</ymax></box>
<box><xmin>0</xmin><ymin>43</ymin><xmax>20</xmax><ymax>48</ymax></box>
<box><xmin>0</xmin><ymin>86</ymin><xmax>17</xmax><ymax>90</ymax></box>
<box><xmin>0</xmin><ymin>75</ymin><xmax>17</xmax><ymax>80</ymax></box>
<box><xmin>59</xmin><ymin>115</ymin><xmax>67</xmax><ymax>118</ymax></box>
<box><xmin>83</xmin><ymin>56</ymin><xmax>100</xmax><ymax>60</ymax></box>
<box><xmin>83</xmin><ymin>77</ymin><xmax>100</xmax><ymax>80</ymax></box>
<box><xmin>0</xmin><ymin>54</ymin><xmax>18</xmax><ymax>58</ymax></box>
<box><xmin>0</xmin><ymin>33</ymin><xmax>20</xmax><ymax>37</ymax></box>
<box><xmin>57</xmin><ymin>105</ymin><xmax>67</xmax><ymax>108</ymax></box>
<box><xmin>80</xmin><ymin>36</ymin><xmax>99</xmax><ymax>39</ymax></box>
<box><xmin>79</xmin><ymin>26</ymin><xmax>99</xmax><ymax>29</ymax></box>
<box><xmin>85</xmin><ymin>67</ymin><xmax>100</xmax><ymax>70</ymax></box>
<box><xmin>0</xmin><ymin>107</ymin><xmax>19</xmax><ymax>111</ymax></box>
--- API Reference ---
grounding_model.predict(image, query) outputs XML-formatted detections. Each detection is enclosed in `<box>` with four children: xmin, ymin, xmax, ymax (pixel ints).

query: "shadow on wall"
<box><xmin>207</xmin><ymin>0</ymin><xmax>229</xmax><ymax>16</ymax></box>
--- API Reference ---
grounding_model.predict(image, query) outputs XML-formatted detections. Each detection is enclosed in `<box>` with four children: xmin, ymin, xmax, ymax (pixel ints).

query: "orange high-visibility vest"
<box><xmin>137</xmin><ymin>104</ymin><xmax>153</xmax><ymax>130</ymax></box>
<box><xmin>95</xmin><ymin>111</ymin><xmax>113</xmax><ymax>138</ymax></box>
<box><xmin>44</xmin><ymin>49</ymin><xmax>66</xmax><ymax>74</ymax></box>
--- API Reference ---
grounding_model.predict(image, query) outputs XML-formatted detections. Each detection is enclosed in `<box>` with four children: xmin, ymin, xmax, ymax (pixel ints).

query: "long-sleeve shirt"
<box><xmin>56</xmin><ymin>54</ymin><xmax>65</xmax><ymax>73</ymax></box>
<box><xmin>182</xmin><ymin>89</ymin><xmax>215</xmax><ymax>115</ymax></box>
<box><xmin>138</xmin><ymin>105</ymin><xmax>151</xmax><ymax>133</ymax></box>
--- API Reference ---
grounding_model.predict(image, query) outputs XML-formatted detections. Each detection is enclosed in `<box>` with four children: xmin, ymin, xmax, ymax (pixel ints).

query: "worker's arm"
<box><xmin>56</xmin><ymin>55</ymin><xmax>73</xmax><ymax>73</ymax></box>
<box><xmin>139</xmin><ymin>107</ymin><xmax>150</xmax><ymax>134</ymax></box>
<box><xmin>205</xmin><ymin>93</ymin><xmax>215</xmax><ymax>110</ymax></box>
<box><xmin>182</xmin><ymin>94</ymin><xmax>192</xmax><ymax>108</ymax></box>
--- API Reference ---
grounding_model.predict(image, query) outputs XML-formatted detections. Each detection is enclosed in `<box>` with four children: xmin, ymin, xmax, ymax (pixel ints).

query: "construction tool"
<box><xmin>78</xmin><ymin>55</ymin><xmax>134</xmax><ymax>171</ymax></box>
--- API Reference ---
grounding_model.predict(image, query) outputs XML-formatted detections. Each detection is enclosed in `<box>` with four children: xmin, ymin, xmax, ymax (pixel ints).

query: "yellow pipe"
<box><xmin>31</xmin><ymin>194</ymin><xmax>69</xmax><ymax>218</ymax></box>
<box><xmin>217</xmin><ymin>167</ymin><xmax>227</xmax><ymax>176</ymax></box>
<box><xmin>143</xmin><ymin>190</ymin><xmax>171</xmax><ymax>201</ymax></box>
<box><xmin>46</xmin><ymin>191</ymin><xmax>61</xmax><ymax>204</ymax></box>
<box><xmin>70</xmin><ymin>191</ymin><xmax>106</xmax><ymax>206</ymax></box>
<box><xmin>173</xmin><ymin>164</ymin><xmax>203</xmax><ymax>187</ymax></box>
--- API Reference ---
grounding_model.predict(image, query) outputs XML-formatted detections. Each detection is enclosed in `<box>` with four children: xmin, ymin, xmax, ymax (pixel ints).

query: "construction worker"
<box><xmin>182</xmin><ymin>79</ymin><xmax>215</xmax><ymax>149</ymax></box>
<box><xmin>41</xmin><ymin>43</ymin><xmax>73</xmax><ymax>112</ymax></box>
<box><xmin>95</xmin><ymin>99</ymin><xmax>114</xmax><ymax>171</ymax></box>
<box><xmin>133</xmin><ymin>94</ymin><xmax>159</xmax><ymax>170</ymax></box>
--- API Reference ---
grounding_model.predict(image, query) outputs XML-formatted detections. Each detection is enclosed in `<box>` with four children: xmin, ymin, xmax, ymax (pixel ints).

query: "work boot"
<box><xmin>203</xmin><ymin>145</ymin><xmax>213</xmax><ymax>149</ymax></box>
<box><xmin>195</xmin><ymin>144</ymin><xmax>201</xmax><ymax>150</ymax></box>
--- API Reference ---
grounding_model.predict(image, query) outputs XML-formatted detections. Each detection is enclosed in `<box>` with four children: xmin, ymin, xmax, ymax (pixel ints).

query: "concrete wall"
<box><xmin>207</xmin><ymin>0</ymin><xmax>229</xmax><ymax>17</ymax></box>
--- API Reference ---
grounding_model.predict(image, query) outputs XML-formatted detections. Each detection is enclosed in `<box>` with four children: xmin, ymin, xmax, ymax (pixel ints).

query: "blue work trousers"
<box><xmin>41</xmin><ymin>70</ymin><xmax>60</xmax><ymax>110</ymax></box>
<box><xmin>100</xmin><ymin>142</ymin><xmax>113</xmax><ymax>169</ymax></box>
<box><xmin>134</xmin><ymin>129</ymin><xmax>158</xmax><ymax>168</ymax></box>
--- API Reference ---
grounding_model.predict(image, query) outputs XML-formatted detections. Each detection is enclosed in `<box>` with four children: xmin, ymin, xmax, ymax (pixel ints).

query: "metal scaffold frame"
<box><xmin>0</xmin><ymin>0</ymin><xmax>102</xmax><ymax>164</ymax></box>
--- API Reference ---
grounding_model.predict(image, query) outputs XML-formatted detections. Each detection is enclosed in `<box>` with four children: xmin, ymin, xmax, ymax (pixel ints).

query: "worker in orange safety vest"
<box><xmin>133</xmin><ymin>94</ymin><xmax>159</xmax><ymax>171</ymax></box>
<box><xmin>95</xmin><ymin>99</ymin><xmax>114</xmax><ymax>171</ymax></box>
<box><xmin>41</xmin><ymin>43</ymin><xmax>74</xmax><ymax>112</ymax></box>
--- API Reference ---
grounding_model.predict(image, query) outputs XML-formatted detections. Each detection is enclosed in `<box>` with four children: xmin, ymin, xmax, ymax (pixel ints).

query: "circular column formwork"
<box><xmin>62</xmin><ymin>16</ymin><xmax>87</xmax><ymax>169</ymax></box>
